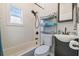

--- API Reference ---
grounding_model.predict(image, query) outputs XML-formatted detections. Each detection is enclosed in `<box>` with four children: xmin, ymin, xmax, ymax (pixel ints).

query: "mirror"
<box><xmin>58</xmin><ymin>3</ymin><xmax>73</xmax><ymax>22</ymax></box>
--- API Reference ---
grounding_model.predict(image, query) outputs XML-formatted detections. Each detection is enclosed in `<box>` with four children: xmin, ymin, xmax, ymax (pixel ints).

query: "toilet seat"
<box><xmin>34</xmin><ymin>45</ymin><xmax>50</xmax><ymax>56</ymax></box>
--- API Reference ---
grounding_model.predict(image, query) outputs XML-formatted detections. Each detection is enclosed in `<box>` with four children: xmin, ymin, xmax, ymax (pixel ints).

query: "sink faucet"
<box><xmin>65</xmin><ymin>27</ymin><xmax>67</xmax><ymax>34</ymax></box>
<box><xmin>63</xmin><ymin>27</ymin><xmax>69</xmax><ymax>35</ymax></box>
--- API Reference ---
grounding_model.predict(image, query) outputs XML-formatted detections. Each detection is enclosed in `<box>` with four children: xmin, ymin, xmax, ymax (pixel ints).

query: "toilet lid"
<box><xmin>35</xmin><ymin>45</ymin><xmax>50</xmax><ymax>55</ymax></box>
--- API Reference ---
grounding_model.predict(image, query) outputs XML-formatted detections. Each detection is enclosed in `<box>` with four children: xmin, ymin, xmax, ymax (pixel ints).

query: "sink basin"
<box><xmin>54</xmin><ymin>34</ymin><xmax>79</xmax><ymax>42</ymax></box>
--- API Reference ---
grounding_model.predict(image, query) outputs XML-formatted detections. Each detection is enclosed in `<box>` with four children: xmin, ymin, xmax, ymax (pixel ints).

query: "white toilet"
<box><xmin>34</xmin><ymin>33</ymin><xmax>52</xmax><ymax>56</ymax></box>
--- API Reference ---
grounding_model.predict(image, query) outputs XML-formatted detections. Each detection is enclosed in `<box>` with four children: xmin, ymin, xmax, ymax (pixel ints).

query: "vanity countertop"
<box><xmin>54</xmin><ymin>34</ymin><xmax>79</xmax><ymax>42</ymax></box>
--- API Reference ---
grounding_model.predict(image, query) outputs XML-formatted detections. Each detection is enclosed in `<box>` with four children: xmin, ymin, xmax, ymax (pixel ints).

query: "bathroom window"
<box><xmin>10</xmin><ymin>6</ymin><xmax>23</xmax><ymax>25</ymax></box>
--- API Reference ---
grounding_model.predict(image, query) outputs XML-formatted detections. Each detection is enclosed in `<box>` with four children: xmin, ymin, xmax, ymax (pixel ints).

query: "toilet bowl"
<box><xmin>34</xmin><ymin>33</ymin><xmax>52</xmax><ymax>56</ymax></box>
<box><xmin>34</xmin><ymin>45</ymin><xmax>50</xmax><ymax>56</ymax></box>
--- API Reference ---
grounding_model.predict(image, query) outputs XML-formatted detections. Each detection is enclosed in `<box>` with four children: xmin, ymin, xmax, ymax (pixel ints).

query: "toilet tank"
<box><xmin>41</xmin><ymin>33</ymin><xmax>52</xmax><ymax>46</ymax></box>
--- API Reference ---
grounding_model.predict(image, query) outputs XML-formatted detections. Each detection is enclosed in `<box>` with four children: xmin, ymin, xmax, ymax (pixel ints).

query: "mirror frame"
<box><xmin>58</xmin><ymin>3</ymin><xmax>74</xmax><ymax>22</ymax></box>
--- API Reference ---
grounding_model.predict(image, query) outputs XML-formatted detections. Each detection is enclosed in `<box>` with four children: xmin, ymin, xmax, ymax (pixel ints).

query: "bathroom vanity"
<box><xmin>54</xmin><ymin>34</ymin><xmax>78</xmax><ymax>56</ymax></box>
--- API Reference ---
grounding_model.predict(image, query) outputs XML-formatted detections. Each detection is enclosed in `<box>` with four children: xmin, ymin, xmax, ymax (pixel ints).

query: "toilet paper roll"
<box><xmin>69</xmin><ymin>40</ymin><xmax>79</xmax><ymax>50</ymax></box>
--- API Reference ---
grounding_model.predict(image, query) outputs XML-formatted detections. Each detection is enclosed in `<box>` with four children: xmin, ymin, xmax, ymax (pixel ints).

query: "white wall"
<box><xmin>57</xmin><ymin>22</ymin><xmax>74</xmax><ymax>33</ymax></box>
<box><xmin>0</xmin><ymin>3</ymin><xmax>39</xmax><ymax>56</ymax></box>
<box><xmin>36</xmin><ymin>3</ymin><xmax>74</xmax><ymax>34</ymax></box>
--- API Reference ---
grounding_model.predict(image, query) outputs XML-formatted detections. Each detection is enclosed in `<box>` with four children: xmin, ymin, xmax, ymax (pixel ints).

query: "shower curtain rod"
<box><xmin>34</xmin><ymin>3</ymin><xmax>44</xmax><ymax>10</ymax></box>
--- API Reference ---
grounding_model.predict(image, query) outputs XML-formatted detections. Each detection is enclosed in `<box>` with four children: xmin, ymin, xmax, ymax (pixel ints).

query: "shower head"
<box><xmin>31</xmin><ymin>10</ymin><xmax>37</xmax><ymax>16</ymax></box>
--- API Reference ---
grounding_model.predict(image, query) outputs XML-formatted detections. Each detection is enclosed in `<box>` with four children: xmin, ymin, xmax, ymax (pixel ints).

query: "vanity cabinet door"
<box><xmin>55</xmin><ymin>37</ymin><xmax>78</xmax><ymax>56</ymax></box>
